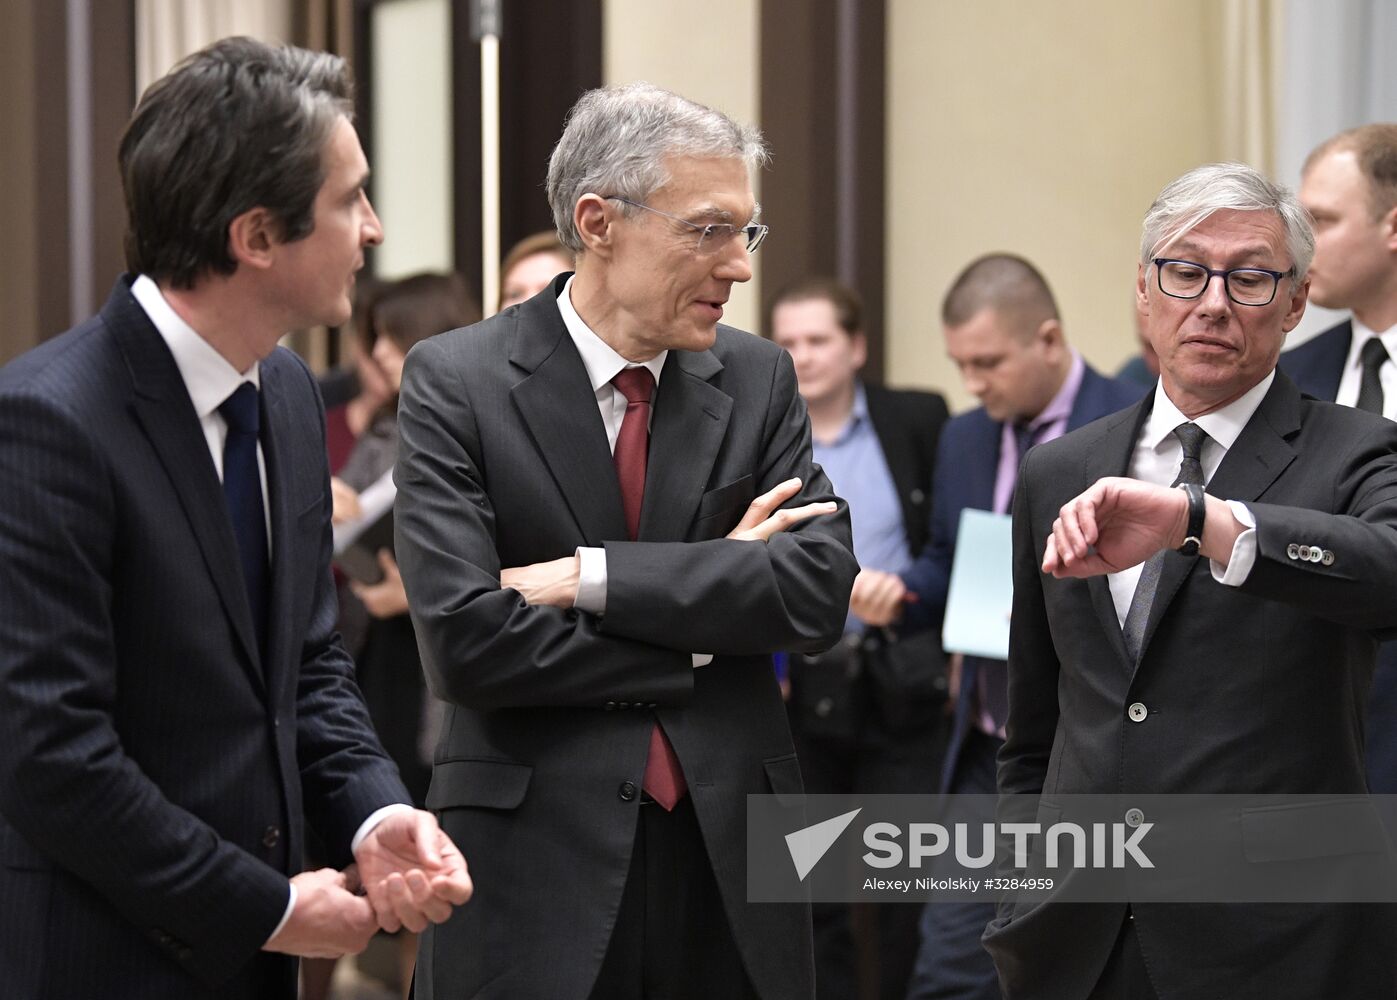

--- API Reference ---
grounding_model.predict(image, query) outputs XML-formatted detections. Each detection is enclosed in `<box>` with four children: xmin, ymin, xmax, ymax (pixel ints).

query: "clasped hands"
<box><xmin>1042</xmin><ymin>476</ymin><xmax>1242</xmax><ymax>578</ymax></box>
<box><xmin>265</xmin><ymin>808</ymin><xmax>472</xmax><ymax>958</ymax></box>
<box><xmin>500</xmin><ymin>477</ymin><xmax>838</xmax><ymax>608</ymax></box>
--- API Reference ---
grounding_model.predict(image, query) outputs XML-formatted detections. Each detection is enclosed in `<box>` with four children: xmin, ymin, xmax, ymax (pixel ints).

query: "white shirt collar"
<box><xmin>1344</xmin><ymin>315</ymin><xmax>1397</xmax><ymax>372</ymax></box>
<box><xmin>556</xmin><ymin>275</ymin><xmax>667</xmax><ymax>391</ymax></box>
<box><xmin>1143</xmin><ymin>369</ymin><xmax>1275</xmax><ymax>455</ymax></box>
<box><xmin>131</xmin><ymin>274</ymin><xmax>260</xmax><ymax>417</ymax></box>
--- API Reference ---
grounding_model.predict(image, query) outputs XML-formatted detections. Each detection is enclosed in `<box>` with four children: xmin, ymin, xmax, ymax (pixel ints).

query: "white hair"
<box><xmin>546</xmin><ymin>82</ymin><xmax>768</xmax><ymax>253</ymax></box>
<box><xmin>1140</xmin><ymin>162</ymin><xmax>1315</xmax><ymax>279</ymax></box>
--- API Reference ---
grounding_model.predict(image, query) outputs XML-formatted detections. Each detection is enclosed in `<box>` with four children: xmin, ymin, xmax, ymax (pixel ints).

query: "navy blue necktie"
<box><xmin>219</xmin><ymin>383</ymin><xmax>269</xmax><ymax>656</ymax></box>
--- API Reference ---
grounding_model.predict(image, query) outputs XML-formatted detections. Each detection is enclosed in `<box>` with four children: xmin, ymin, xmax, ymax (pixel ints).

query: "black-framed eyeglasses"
<box><xmin>603</xmin><ymin>196</ymin><xmax>769</xmax><ymax>254</ymax></box>
<box><xmin>1152</xmin><ymin>258</ymin><xmax>1290</xmax><ymax>307</ymax></box>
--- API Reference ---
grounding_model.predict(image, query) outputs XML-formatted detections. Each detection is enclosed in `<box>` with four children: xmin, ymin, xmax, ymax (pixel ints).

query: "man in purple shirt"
<box><xmin>903</xmin><ymin>254</ymin><xmax>1142</xmax><ymax>1000</ymax></box>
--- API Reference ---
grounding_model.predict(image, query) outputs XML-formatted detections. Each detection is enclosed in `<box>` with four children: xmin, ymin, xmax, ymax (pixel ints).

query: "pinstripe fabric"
<box><xmin>0</xmin><ymin>278</ymin><xmax>410</xmax><ymax>999</ymax></box>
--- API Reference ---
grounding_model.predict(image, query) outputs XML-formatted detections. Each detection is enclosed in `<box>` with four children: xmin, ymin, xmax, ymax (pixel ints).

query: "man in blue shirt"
<box><xmin>770</xmin><ymin>277</ymin><xmax>950</xmax><ymax>1000</ymax></box>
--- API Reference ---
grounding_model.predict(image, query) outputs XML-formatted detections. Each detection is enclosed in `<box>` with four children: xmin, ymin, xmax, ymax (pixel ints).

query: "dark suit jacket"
<box><xmin>395</xmin><ymin>276</ymin><xmax>858</xmax><ymax>1000</ymax></box>
<box><xmin>985</xmin><ymin>372</ymin><xmax>1397</xmax><ymax>999</ymax></box>
<box><xmin>900</xmin><ymin>364</ymin><xmax>1143</xmax><ymax>789</ymax></box>
<box><xmin>1280</xmin><ymin>320</ymin><xmax>1397</xmax><ymax>793</ymax></box>
<box><xmin>0</xmin><ymin>279</ymin><xmax>409</xmax><ymax>999</ymax></box>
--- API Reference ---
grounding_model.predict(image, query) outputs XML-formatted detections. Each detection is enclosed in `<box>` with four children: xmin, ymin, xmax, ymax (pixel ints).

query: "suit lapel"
<box><xmin>259</xmin><ymin>359</ymin><xmax>297</xmax><ymax>697</ymax></box>
<box><xmin>1080</xmin><ymin>399</ymin><xmax>1152</xmax><ymax>669</ymax></box>
<box><xmin>1135</xmin><ymin>375</ymin><xmax>1299</xmax><ymax>663</ymax></box>
<box><xmin>110</xmin><ymin>287</ymin><xmax>264</xmax><ymax>690</ymax></box>
<box><xmin>640</xmin><ymin>348</ymin><xmax>731</xmax><ymax>541</ymax></box>
<box><xmin>509</xmin><ymin>296</ymin><xmax>629</xmax><ymax>545</ymax></box>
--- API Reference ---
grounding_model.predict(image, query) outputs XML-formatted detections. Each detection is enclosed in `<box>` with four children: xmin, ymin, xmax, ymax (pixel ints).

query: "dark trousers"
<box><xmin>790</xmin><ymin>699</ymin><xmax>947</xmax><ymax>1000</ymax></box>
<box><xmin>1086</xmin><ymin>914</ymin><xmax>1158</xmax><ymax>1000</ymax></box>
<box><xmin>908</xmin><ymin>728</ymin><xmax>1001</xmax><ymax>1000</ymax></box>
<box><xmin>589</xmin><ymin>794</ymin><xmax>758</xmax><ymax>1000</ymax></box>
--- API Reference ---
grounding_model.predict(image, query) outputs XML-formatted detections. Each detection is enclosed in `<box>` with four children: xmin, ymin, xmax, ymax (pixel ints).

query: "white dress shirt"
<box><xmin>130</xmin><ymin>275</ymin><xmax>412</xmax><ymax>942</ymax></box>
<box><xmin>1106</xmin><ymin>374</ymin><xmax>1270</xmax><ymax>627</ymax></box>
<box><xmin>1334</xmin><ymin>317</ymin><xmax>1397</xmax><ymax>420</ymax></box>
<box><xmin>556</xmin><ymin>277</ymin><xmax>711</xmax><ymax>667</ymax></box>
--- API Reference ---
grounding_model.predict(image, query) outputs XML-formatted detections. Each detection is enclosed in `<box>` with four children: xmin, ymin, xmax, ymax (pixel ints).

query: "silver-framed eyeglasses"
<box><xmin>1152</xmin><ymin>258</ymin><xmax>1290</xmax><ymax>307</ymax></box>
<box><xmin>604</xmin><ymin>196</ymin><xmax>769</xmax><ymax>254</ymax></box>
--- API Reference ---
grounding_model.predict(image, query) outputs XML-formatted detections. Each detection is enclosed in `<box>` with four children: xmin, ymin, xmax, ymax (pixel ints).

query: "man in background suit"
<box><xmin>987</xmin><ymin>162</ymin><xmax>1397</xmax><ymax>998</ymax></box>
<box><xmin>904</xmin><ymin>254</ymin><xmax>1141</xmax><ymax>1000</ymax></box>
<box><xmin>394</xmin><ymin>83</ymin><xmax>858</xmax><ymax>1000</ymax></box>
<box><xmin>1281</xmin><ymin>123</ymin><xmax>1397</xmax><ymax>792</ymax></box>
<box><xmin>769</xmin><ymin>277</ymin><xmax>950</xmax><ymax>1000</ymax></box>
<box><xmin>0</xmin><ymin>38</ymin><xmax>470</xmax><ymax>1000</ymax></box>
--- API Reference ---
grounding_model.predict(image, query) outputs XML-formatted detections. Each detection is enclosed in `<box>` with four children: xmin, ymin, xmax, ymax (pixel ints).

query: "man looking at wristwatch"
<box><xmin>985</xmin><ymin>162</ymin><xmax>1397</xmax><ymax>999</ymax></box>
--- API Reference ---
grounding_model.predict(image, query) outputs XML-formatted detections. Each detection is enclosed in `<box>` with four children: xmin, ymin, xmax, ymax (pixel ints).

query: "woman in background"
<box><xmin>497</xmin><ymin>230</ymin><xmax>573</xmax><ymax>312</ymax></box>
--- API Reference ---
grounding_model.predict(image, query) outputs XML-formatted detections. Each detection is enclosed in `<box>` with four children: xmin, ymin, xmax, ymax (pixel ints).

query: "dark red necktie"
<box><xmin>611</xmin><ymin>366</ymin><xmax>687</xmax><ymax>810</ymax></box>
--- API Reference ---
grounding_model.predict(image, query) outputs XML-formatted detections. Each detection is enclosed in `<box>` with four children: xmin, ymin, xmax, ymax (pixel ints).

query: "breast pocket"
<box><xmin>693</xmin><ymin>475</ymin><xmax>755</xmax><ymax>536</ymax></box>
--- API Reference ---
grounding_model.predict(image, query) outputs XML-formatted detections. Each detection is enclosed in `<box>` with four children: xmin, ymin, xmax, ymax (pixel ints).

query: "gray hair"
<box><xmin>1140</xmin><ymin>162</ymin><xmax>1315</xmax><ymax>280</ymax></box>
<box><xmin>546</xmin><ymin>82</ymin><xmax>768</xmax><ymax>253</ymax></box>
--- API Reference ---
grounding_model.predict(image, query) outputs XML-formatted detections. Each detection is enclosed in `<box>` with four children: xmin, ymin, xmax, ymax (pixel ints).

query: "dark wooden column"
<box><xmin>759</xmin><ymin>0</ymin><xmax>887</xmax><ymax>380</ymax></box>
<box><xmin>450</xmin><ymin>0</ymin><xmax>602</xmax><ymax>303</ymax></box>
<box><xmin>0</xmin><ymin>0</ymin><xmax>134</xmax><ymax>363</ymax></box>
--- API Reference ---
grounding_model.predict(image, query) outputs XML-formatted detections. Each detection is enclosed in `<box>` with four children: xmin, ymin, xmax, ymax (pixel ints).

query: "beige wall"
<box><xmin>887</xmin><ymin>0</ymin><xmax>1226</xmax><ymax>409</ymax></box>
<box><xmin>603</xmin><ymin>0</ymin><xmax>762</xmax><ymax>335</ymax></box>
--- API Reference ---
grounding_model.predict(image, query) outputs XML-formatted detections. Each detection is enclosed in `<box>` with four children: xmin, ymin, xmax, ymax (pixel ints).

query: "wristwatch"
<box><xmin>1177</xmin><ymin>482</ymin><xmax>1205</xmax><ymax>557</ymax></box>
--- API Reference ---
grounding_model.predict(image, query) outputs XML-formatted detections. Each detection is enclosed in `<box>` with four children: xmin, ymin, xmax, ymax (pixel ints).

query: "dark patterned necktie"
<box><xmin>611</xmin><ymin>367</ymin><xmax>686</xmax><ymax>810</ymax></box>
<box><xmin>1356</xmin><ymin>338</ymin><xmax>1390</xmax><ymax>416</ymax></box>
<box><xmin>218</xmin><ymin>382</ymin><xmax>269</xmax><ymax>656</ymax></box>
<box><xmin>1120</xmin><ymin>422</ymin><xmax>1207</xmax><ymax>663</ymax></box>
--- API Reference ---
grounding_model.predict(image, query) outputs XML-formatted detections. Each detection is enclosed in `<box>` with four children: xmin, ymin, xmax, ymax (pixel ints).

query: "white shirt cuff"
<box><xmin>350</xmin><ymin>802</ymin><xmax>418</xmax><ymax>856</ymax></box>
<box><xmin>1210</xmin><ymin>500</ymin><xmax>1257</xmax><ymax>586</ymax></box>
<box><xmin>692</xmin><ymin>654</ymin><xmax>713</xmax><ymax>667</ymax></box>
<box><xmin>575</xmin><ymin>547</ymin><xmax>607</xmax><ymax>615</ymax></box>
<box><xmin>265</xmin><ymin>884</ymin><xmax>296</xmax><ymax>945</ymax></box>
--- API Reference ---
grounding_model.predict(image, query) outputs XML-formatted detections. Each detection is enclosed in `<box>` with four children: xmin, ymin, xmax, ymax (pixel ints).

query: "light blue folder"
<box><xmin>941</xmin><ymin>508</ymin><xmax>1014</xmax><ymax>660</ymax></box>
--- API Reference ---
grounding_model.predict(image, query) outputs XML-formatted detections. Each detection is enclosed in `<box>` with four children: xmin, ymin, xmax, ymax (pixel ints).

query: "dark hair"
<box><xmin>119</xmin><ymin>36</ymin><xmax>354</xmax><ymax>289</ymax></box>
<box><xmin>1305</xmin><ymin>123</ymin><xmax>1397</xmax><ymax>218</ymax></box>
<box><xmin>766</xmin><ymin>277</ymin><xmax>863</xmax><ymax>337</ymax></box>
<box><xmin>364</xmin><ymin>273</ymin><xmax>480</xmax><ymax>357</ymax></box>
<box><xmin>941</xmin><ymin>253</ymin><xmax>1060</xmax><ymax>335</ymax></box>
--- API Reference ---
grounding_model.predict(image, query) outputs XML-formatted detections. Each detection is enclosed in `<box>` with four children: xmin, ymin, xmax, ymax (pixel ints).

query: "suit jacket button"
<box><xmin>262</xmin><ymin>826</ymin><xmax>281</xmax><ymax>848</ymax></box>
<box><xmin>617</xmin><ymin>702</ymin><xmax>630</xmax><ymax>710</ymax></box>
<box><xmin>1286</xmin><ymin>543</ymin><xmax>1300</xmax><ymax>560</ymax></box>
<box><xmin>1321</xmin><ymin>550</ymin><xmax>1335</xmax><ymax>566</ymax></box>
<box><xmin>604</xmin><ymin>701</ymin><xmax>617</xmax><ymax>711</ymax></box>
<box><xmin>910</xmin><ymin>488</ymin><xmax>926</xmax><ymax>504</ymax></box>
<box><xmin>1127</xmin><ymin>702</ymin><xmax>1148</xmax><ymax>722</ymax></box>
<box><xmin>1297</xmin><ymin>545</ymin><xmax>1311</xmax><ymax>561</ymax></box>
<box><xmin>1309</xmin><ymin>548</ymin><xmax>1323</xmax><ymax>563</ymax></box>
<box><xmin>618</xmin><ymin>781</ymin><xmax>638</xmax><ymax>802</ymax></box>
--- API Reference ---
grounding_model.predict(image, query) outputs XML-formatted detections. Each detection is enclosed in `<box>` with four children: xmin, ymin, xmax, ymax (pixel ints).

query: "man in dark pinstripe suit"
<box><xmin>0</xmin><ymin>38</ymin><xmax>469</xmax><ymax>999</ymax></box>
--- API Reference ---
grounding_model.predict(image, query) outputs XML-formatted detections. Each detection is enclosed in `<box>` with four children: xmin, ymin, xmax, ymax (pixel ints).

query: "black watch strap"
<box><xmin>1177</xmin><ymin>482</ymin><xmax>1205</xmax><ymax>556</ymax></box>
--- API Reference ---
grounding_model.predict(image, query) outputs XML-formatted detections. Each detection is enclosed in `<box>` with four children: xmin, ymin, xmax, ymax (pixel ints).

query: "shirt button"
<box><xmin>1127</xmin><ymin>702</ymin><xmax>1148</xmax><ymax>723</ymax></box>
<box><xmin>1125</xmin><ymin>808</ymin><xmax>1145</xmax><ymax>828</ymax></box>
<box><xmin>618</xmin><ymin>781</ymin><xmax>638</xmax><ymax>802</ymax></box>
<box><xmin>262</xmin><ymin>826</ymin><xmax>281</xmax><ymax>848</ymax></box>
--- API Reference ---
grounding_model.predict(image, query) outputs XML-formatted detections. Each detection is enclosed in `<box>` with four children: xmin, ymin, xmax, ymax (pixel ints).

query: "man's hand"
<box><xmin>349</xmin><ymin>550</ymin><xmax>411</xmax><ymax>618</ymax></box>
<box><xmin>354</xmin><ymin>809</ymin><xmax>473</xmax><ymax>933</ymax></box>
<box><xmin>727</xmin><ymin>477</ymin><xmax>838</xmax><ymax>542</ymax></box>
<box><xmin>849</xmin><ymin>568</ymin><xmax>916</xmax><ymax>627</ymax></box>
<box><xmin>1043</xmin><ymin>477</ymin><xmax>1188</xmax><ymax>578</ymax></box>
<box><xmin>263</xmin><ymin>868</ymin><xmax>377</xmax><ymax>959</ymax></box>
<box><xmin>329</xmin><ymin>476</ymin><xmax>362</xmax><ymax>525</ymax></box>
<box><xmin>500</xmin><ymin>555</ymin><xmax>580</xmax><ymax>609</ymax></box>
